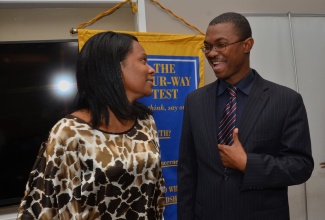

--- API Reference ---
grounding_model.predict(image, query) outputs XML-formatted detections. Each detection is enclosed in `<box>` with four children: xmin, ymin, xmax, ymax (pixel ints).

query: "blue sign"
<box><xmin>139</xmin><ymin>55</ymin><xmax>200</xmax><ymax>220</ymax></box>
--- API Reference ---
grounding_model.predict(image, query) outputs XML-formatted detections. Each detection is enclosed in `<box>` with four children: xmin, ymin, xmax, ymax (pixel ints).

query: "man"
<box><xmin>177</xmin><ymin>12</ymin><xmax>313</xmax><ymax>220</ymax></box>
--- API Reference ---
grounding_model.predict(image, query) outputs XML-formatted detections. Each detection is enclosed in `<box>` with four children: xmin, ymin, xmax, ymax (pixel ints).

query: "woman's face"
<box><xmin>121</xmin><ymin>40</ymin><xmax>155</xmax><ymax>103</ymax></box>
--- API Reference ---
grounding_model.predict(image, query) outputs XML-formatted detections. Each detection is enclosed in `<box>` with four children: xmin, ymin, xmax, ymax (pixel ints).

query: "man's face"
<box><xmin>204</xmin><ymin>22</ymin><xmax>252</xmax><ymax>84</ymax></box>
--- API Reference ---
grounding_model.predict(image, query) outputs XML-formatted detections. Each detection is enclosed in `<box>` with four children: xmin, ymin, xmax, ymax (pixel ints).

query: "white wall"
<box><xmin>0</xmin><ymin>7</ymin><xmax>135</xmax><ymax>41</ymax></box>
<box><xmin>246</xmin><ymin>14</ymin><xmax>325</xmax><ymax>220</ymax></box>
<box><xmin>292</xmin><ymin>16</ymin><xmax>325</xmax><ymax>220</ymax></box>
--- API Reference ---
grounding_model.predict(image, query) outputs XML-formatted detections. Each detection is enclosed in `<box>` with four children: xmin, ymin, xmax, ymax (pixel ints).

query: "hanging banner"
<box><xmin>78</xmin><ymin>29</ymin><xmax>205</xmax><ymax>220</ymax></box>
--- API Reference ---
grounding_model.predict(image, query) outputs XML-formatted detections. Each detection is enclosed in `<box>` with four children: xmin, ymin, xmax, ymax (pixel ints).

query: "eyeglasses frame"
<box><xmin>201</xmin><ymin>39</ymin><xmax>247</xmax><ymax>54</ymax></box>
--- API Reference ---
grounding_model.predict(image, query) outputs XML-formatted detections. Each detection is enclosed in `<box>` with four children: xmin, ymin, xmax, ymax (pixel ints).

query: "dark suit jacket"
<box><xmin>177</xmin><ymin>70</ymin><xmax>314</xmax><ymax>220</ymax></box>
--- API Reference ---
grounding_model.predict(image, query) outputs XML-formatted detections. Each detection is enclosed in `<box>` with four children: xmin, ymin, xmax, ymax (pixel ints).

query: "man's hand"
<box><xmin>218</xmin><ymin>128</ymin><xmax>247</xmax><ymax>172</ymax></box>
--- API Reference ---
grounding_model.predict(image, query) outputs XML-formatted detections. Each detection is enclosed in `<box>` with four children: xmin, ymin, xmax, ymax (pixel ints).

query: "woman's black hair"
<box><xmin>73</xmin><ymin>31</ymin><xmax>152</xmax><ymax>128</ymax></box>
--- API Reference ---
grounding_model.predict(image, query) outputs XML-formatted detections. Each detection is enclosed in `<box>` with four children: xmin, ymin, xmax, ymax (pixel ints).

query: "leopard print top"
<box><xmin>18</xmin><ymin>115</ymin><xmax>165</xmax><ymax>220</ymax></box>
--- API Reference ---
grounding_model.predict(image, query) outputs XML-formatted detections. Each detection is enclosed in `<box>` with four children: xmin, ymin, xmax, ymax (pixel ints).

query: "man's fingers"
<box><xmin>233</xmin><ymin>128</ymin><xmax>239</xmax><ymax>144</ymax></box>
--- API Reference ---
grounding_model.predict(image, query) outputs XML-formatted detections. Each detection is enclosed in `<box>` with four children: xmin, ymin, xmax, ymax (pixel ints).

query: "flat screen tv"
<box><xmin>0</xmin><ymin>39</ymin><xmax>78</xmax><ymax>207</ymax></box>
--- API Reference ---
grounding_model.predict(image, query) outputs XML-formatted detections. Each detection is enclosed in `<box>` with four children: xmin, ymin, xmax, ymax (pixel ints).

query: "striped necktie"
<box><xmin>218</xmin><ymin>85</ymin><xmax>237</xmax><ymax>145</ymax></box>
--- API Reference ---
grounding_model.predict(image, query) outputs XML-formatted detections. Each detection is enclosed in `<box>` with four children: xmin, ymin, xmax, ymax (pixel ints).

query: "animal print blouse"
<box><xmin>18</xmin><ymin>115</ymin><xmax>165</xmax><ymax>220</ymax></box>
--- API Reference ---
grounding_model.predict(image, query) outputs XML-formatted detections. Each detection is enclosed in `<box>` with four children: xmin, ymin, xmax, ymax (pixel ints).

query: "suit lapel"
<box><xmin>203</xmin><ymin>81</ymin><xmax>218</xmax><ymax>143</ymax></box>
<box><xmin>200</xmin><ymin>74</ymin><xmax>269</xmax><ymax>165</ymax></box>
<box><xmin>239</xmin><ymin>72</ymin><xmax>270</xmax><ymax>146</ymax></box>
<box><xmin>202</xmin><ymin>80</ymin><xmax>224</xmax><ymax>167</ymax></box>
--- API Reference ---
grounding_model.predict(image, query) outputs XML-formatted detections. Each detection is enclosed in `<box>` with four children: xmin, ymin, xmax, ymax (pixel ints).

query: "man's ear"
<box><xmin>243</xmin><ymin>37</ymin><xmax>254</xmax><ymax>53</ymax></box>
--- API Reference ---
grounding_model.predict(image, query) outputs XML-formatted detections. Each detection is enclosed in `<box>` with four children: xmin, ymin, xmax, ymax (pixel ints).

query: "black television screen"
<box><xmin>0</xmin><ymin>39</ymin><xmax>78</xmax><ymax>207</ymax></box>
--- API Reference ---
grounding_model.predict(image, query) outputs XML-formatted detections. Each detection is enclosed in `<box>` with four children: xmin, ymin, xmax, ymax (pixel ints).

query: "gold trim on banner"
<box><xmin>70</xmin><ymin>0</ymin><xmax>137</xmax><ymax>33</ymax></box>
<box><xmin>70</xmin><ymin>0</ymin><xmax>204</xmax><ymax>35</ymax></box>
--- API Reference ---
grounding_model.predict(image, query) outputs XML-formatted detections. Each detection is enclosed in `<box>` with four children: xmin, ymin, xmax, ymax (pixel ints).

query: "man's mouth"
<box><xmin>212</xmin><ymin>61</ymin><xmax>223</xmax><ymax>67</ymax></box>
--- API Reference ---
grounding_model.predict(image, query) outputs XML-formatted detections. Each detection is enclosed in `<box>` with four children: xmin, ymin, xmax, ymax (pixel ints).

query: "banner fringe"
<box><xmin>71</xmin><ymin>0</ymin><xmax>204</xmax><ymax>35</ymax></box>
<box><xmin>77</xmin><ymin>0</ymin><xmax>137</xmax><ymax>30</ymax></box>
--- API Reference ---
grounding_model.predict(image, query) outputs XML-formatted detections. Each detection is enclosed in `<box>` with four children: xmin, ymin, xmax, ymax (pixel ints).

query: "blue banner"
<box><xmin>139</xmin><ymin>55</ymin><xmax>200</xmax><ymax>220</ymax></box>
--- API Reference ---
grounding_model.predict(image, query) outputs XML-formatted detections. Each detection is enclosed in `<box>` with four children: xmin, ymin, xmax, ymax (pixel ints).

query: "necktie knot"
<box><xmin>227</xmin><ymin>85</ymin><xmax>237</xmax><ymax>97</ymax></box>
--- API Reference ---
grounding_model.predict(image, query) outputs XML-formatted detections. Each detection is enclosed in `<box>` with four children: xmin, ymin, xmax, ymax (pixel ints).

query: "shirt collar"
<box><xmin>217</xmin><ymin>69</ymin><xmax>255</xmax><ymax>96</ymax></box>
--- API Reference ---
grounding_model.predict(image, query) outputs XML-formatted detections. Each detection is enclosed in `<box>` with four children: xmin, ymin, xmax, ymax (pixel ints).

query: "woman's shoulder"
<box><xmin>136</xmin><ymin>115</ymin><xmax>158</xmax><ymax>136</ymax></box>
<box><xmin>69</xmin><ymin>109</ymin><xmax>92</xmax><ymax>124</ymax></box>
<box><xmin>49</xmin><ymin>113</ymin><xmax>91</xmax><ymax>135</ymax></box>
<box><xmin>139</xmin><ymin>114</ymin><xmax>156</xmax><ymax>126</ymax></box>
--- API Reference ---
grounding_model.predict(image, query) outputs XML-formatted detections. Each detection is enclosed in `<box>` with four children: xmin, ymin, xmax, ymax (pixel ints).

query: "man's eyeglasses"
<box><xmin>201</xmin><ymin>39</ymin><xmax>246</xmax><ymax>54</ymax></box>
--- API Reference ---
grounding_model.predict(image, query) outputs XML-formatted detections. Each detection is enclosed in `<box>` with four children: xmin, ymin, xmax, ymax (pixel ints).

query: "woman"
<box><xmin>18</xmin><ymin>31</ymin><xmax>165</xmax><ymax>220</ymax></box>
